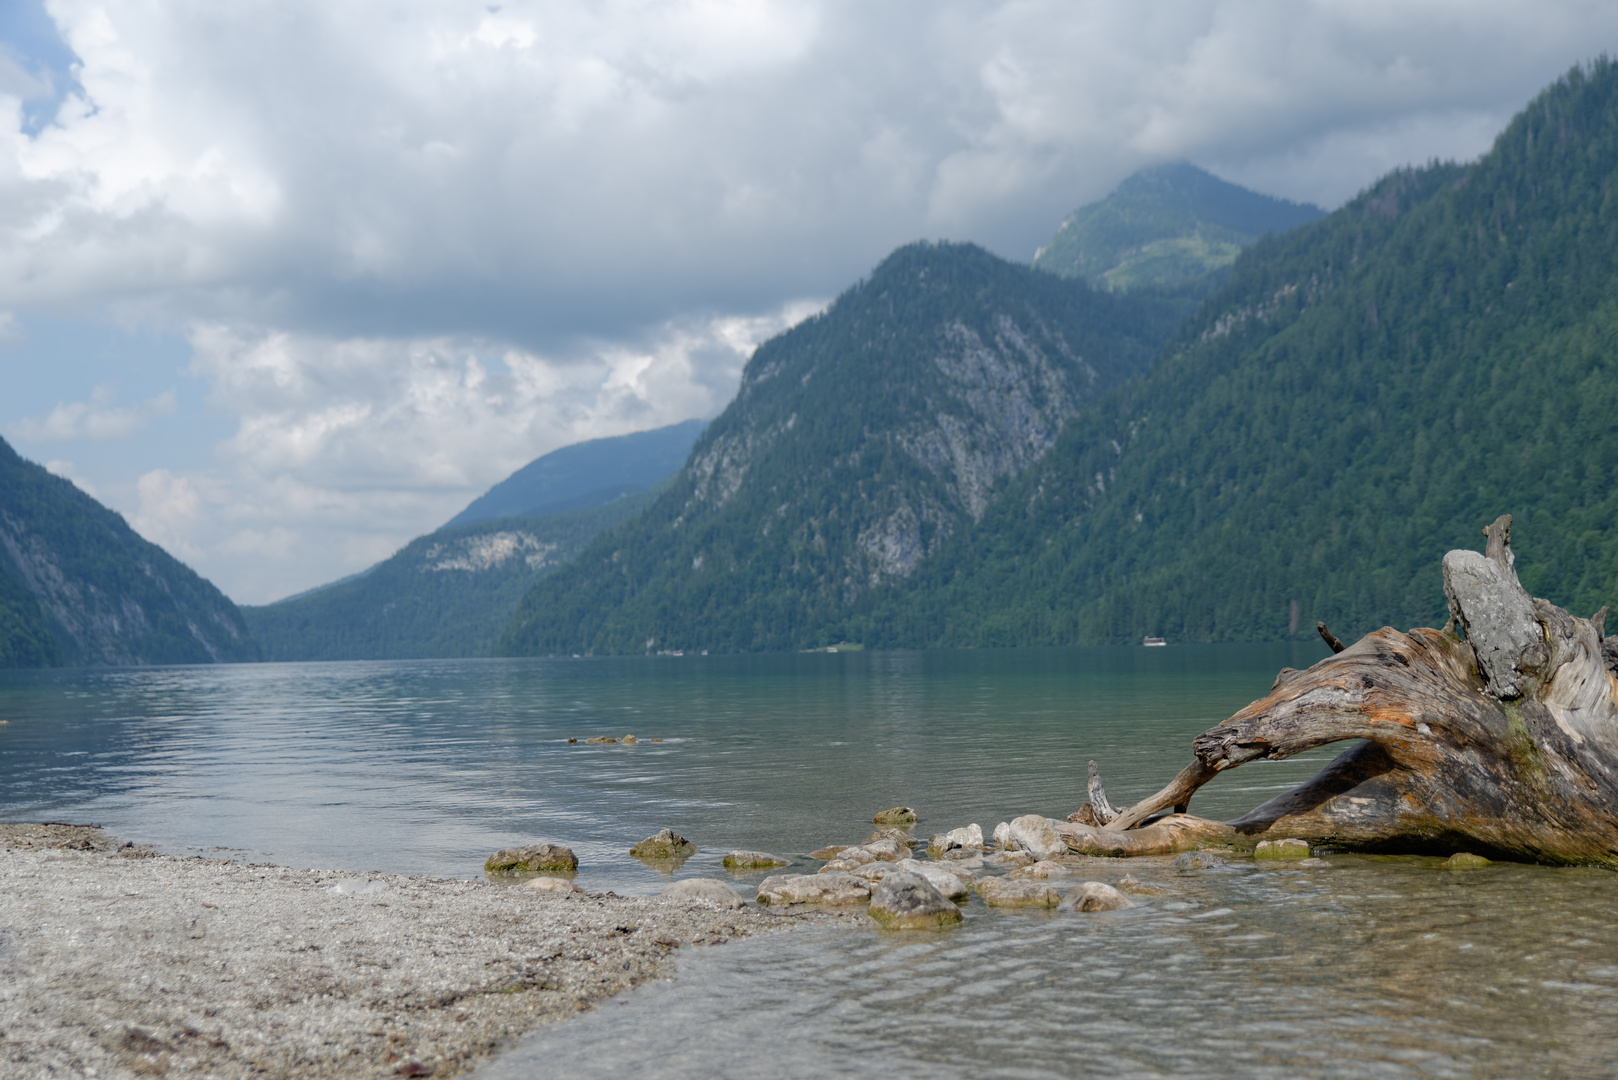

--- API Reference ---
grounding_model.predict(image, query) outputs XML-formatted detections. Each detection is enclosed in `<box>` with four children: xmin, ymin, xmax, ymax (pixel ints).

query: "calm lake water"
<box><xmin>4</xmin><ymin>646</ymin><xmax>1617</xmax><ymax>1078</ymax></box>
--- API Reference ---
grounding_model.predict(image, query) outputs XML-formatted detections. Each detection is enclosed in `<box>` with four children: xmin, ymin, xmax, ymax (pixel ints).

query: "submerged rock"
<box><xmin>621</xmin><ymin>734</ymin><xmax>639</xmax><ymax>744</ymax></box>
<box><xmin>868</xmin><ymin>871</ymin><xmax>963</xmax><ymax>929</ymax></box>
<box><xmin>486</xmin><ymin>843</ymin><xmax>578</xmax><ymax>873</ymax></box>
<box><xmin>663</xmin><ymin>878</ymin><xmax>746</xmax><ymax>909</ymax></box>
<box><xmin>927</xmin><ymin>824</ymin><xmax>984</xmax><ymax>858</ymax></box>
<box><xmin>894</xmin><ymin>858</ymin><xmax>970</xmax><ymax>899</ymax></box>
<box><xmin>873</xmin><ymin>807</ymin><xmax>918</xmax><ymax>827</ymax></box>
<box><xmin>1067</xmin><ymin>881</ymin><xmax>1135</xmax><ymax>912</ymax></box>
<box><xmin>525</xmin><ymin>876</ymin><xmax>583</xmax><ymax>895</ymax></box>
<box><xmin>757</xmin><ymin>872</ymin><xmax>871</xmax><ymax>906</ymax></box>
<box><xmin>1173</xmin><ymin>851</ymin><xmax>1219</xmax><ymax>872</ymax></box>
<box><xmin>1116</xmin><ymin>873</ymin><xmax>1169</xmax><ymax>896</ymax></box>
<box><xmin>1443</xmin><ymin>852</ymin><xmax>1492</xmax><ymax>869</ymax></box>
<box><xmin>1254</xmin><ymin>838</ymin><xmax>1312</xmax><ymax>861</ymax></box>
<box><xmin>630</xmin><ymin>829</ymin><xmax>698</xmax><ymax>859</ymax></box>
<box><xmin>721</xmin><ymin>850</ymin><xmax>789</xmax><ymax>870</ymax></box>
<box><xmin>976</xmin><ymin>877</ymin><xmax>1060</xmax><ymax>908</ymax></box>
<box><xmin>809</xmin><ymin>844</ymin><xmax>850</xmax><ymax>860</ymax></box>
<box><xmin>1008</xmin><ymin>860</ymin><xmax>1069</xmax><ymax>880</ymax></box>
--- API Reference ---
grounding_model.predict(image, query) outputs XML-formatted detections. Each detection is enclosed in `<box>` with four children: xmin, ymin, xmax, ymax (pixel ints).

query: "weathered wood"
<box><xmin>1316</xmin><ymin>621</ymin><xmax>1346</xmax><ymax>654</ymax></box>
<box><xmin>1086</xmin><ymin>761</ymin><xmax>1120</xmax><ymax>824</ymax></box>
<box><xmin>1065</xmin><ymin>516</ymin><xmax>1618</xmax><ymax>866</ymax></box>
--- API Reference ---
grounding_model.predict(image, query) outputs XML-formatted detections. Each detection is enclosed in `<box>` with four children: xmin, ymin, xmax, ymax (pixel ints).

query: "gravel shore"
<box><xmin>1</xmin><ymin>824</ymin><xmax>840</xmax><ymax>1079</ymax></box>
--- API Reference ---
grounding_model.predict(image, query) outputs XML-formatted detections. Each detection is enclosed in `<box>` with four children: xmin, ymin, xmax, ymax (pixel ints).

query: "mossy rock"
<box><xmin>486</xmin><ymin>843</ymin><xmax>578</xmax><ymax>873</ymax></box>
<box><xmin>631</xmin><ymin>828</ymin><xmax>698</xmax><ymax>859</ymax></box>
<box><xmin>722</xmin><ymin>850</ymin><xmax>789</xmax><ymax>870</ymax></box>
<box><xmin>872</xmin><ymin>806</ymin><xmax>918</xmax><ymax>827</ymax></box>
<box><xmin>1253</xmin><ymin>838</ymin><xmax>1312</xmax><ymax>860</ymax></box>
<box><xmin>1443</xmin><ymin>852</ymin><xmax>1492</xmax><ymax>869</ymax></box>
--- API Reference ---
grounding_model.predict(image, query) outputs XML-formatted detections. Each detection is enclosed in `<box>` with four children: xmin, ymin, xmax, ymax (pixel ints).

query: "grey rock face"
<box><xmin>756</xmin><ymin>872</ymin><xmax>871</xmax><ymax>906</ymax></box>
<box><xmin>662</xmin><ymin>878</ymin><xmax>747</xmax><ymax>909</ymax></box>
<box><xmin>1443</xmin><ymin>548</ymin><xmax>1544</xmax><ymax>698</ymax></box>
<box><xmin>1066</xmin><ymin>881</ymin><xmax>1135</xmax><ymax>912</ymax></box>
<box><xmin>868</xmin><ymin>871</ymin><xmax>963</xmax><ymax>929</ymax></box>
<box><xmin>485</xmin><ymin>843</ymin><xmax>578</xmax><ymax>873</ymax></box>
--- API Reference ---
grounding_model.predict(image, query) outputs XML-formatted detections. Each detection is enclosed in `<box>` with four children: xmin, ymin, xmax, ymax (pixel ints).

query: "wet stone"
<box><xmin>721</xmin><ymin>851</ymin><xmax>789</xmax><ymax>870</ymax></box>
<box><xmin>756</xmin><ymin>872</ymin><xmax>871</xmax><ymax>906</ymax></box>
<box><xmin>1443</xmin><ymin>852</ymin><xmax>1492</xmax><ymax>869</ymax></box>
<box><xmin>873</xmin><ymin>807</ymin><xmax>918</xmax><ymax>827</ymax></box>
<box><xmin>1173</xmin><ymin>851</ymin><xmax>1220</xmax><ymax>871</ymax></box>
<box><xmin>1254</xmin><ymin>838</ymin><xmax>1312</xmax><ymax>861</ymax></box>
<box><xmin>485</xmin><ymin>843</ymin><xmax>578</xmax><ymax>873</ymax></box>
<box><xmin>894</xmin><ymin>859</ymin><xmax>970</xmax><ymax>900</ymax></box>
<box><xmin>976</xmin><ymin>877</ymin><xmax>1060</xmax><ymax>908</ymax></box>
<box><xmin>808</xmin><ymin>844</ymin><xmax>849</xmax><ymax>860</ymax></box>
<box><xmin>868</xmin><ymin>871</ymin><xmax>963</xmax><ymax>930</ymax></box>
<box><xmin>1066</xmin><ymin>881</ymin><xmax>1135</xmax><ymax>912</ymax></box>
<box><xmin>662</xmin><ymin>878</ymin><xmax>747</xmax><ymax>909</ymax></box>
<box><xmin>630</xmin><ymin>829</ymin><xmax>698</xmax><ymax>860</ymax></box>
<box><xmin>926</xmin><ymin>824</ymin><xmax>984</xmax><ymax>858</ymax></box>
<box><xmin>525</xmin><ymin>877</ymin><xmax>582</xmax><ymax>896</ymax></box>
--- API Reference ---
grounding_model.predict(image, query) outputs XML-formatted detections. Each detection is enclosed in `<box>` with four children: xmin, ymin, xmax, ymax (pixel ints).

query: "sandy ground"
<box><xmin>0</xmin><ymin>824</ymin><xmax>841</xmax><ymax>1079</ymax></box>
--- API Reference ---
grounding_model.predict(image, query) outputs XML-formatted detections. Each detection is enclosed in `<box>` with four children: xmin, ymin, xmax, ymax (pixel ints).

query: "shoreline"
<box><xmin>1</xmin><ymin>824</ymin><xmax>847</xmax><ymax>1079</ymax></box>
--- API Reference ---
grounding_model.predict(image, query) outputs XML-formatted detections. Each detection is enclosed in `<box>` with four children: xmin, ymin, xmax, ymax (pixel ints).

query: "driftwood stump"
<box><xmin>1064</xmin><ymin>515</ymin><xmax>1618</xmax><ymax>866</ymax></box>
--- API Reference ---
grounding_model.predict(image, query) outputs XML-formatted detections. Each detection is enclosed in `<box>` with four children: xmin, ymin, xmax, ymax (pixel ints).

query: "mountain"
<box><xmin>445</xmin><ymin>419</ymin><xmax>705</xmax><ymax>528</ymax></box>
<box><xmin>1033</xmin><ymin>162</ymin><xmax>1324</xmax><ymax>291</ymax></box>
<box><xmin>0</xmin><ymin>437</ymin><xmax>258</xmax><ymax>667</ymax></box>
<box><xmin>853</xmin><ymin>61</ymin><xmax>1618</xmax><ymax>647</ymax></box>
<box><xmin>242</xmin><ymin>487</ymin><xmax>662</xmax><ymax>660</ymax></box>
<box><xmin>498</xmin><ymin>241</ymin><xmax>1188</xmax><ymax>656</ymax></box>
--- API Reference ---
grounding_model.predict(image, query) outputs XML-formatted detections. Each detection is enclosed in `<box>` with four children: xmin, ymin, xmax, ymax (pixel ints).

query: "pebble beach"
<box><xmin>0</xmin><ymin>824</ymin><xmax>842</xmax><ymax>1079</ymax></box>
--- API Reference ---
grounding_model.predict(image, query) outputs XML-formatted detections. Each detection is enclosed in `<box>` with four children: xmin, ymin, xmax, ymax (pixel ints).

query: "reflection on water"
<box><xmin>5</xmin><ymin>645</ymin><xmax>1617</xmax><ymax>1077</ymax></box>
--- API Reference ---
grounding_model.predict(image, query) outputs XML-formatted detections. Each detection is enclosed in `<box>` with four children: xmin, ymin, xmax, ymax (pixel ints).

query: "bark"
<box><xmin>1064</xmin><ymin>516</ymin><xmax>1618</xmax><ymax>866</ymax></box>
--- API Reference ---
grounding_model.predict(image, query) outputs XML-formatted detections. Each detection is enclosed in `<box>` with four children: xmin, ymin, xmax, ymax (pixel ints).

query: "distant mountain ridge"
<box><xmin>0</xmin><ymin>437</ymin><xmax>257</xmax><ymax>667</ymax></box>
<box><xmin>1033</xmin><ymin>162</ymin><xmax>1324</xmax><ymax>291</ymax></box>
<box><xmin>445</xmin><ymin>419</ymin><xmax>705</xmax><ymax>528</ymax></box>
<box><xmin>498</xmin><ymin>241</ymin><xmax>1187</xmax><ymax>655</ymax></box>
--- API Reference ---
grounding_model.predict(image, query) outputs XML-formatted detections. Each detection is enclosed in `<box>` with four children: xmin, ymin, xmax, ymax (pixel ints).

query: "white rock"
<box><xmin>524</xmin><ymin>876</ymin><xmax>582</xmax><ymax>895</ymax></box>
<box><xmin>1007</xmin><ymin>815</ymin><xmax>1068</xmax><ymax>860</ymax></box>
<box><xmin>894</xmin><ymin>859</ymin><xmax>969</xmax><ymax>899</ymax></box>
<box><xmin>756</xmin><ymin>872</ymin><xmax>871</xmax><ymax>906</ymax></box>
<box><xmin>927</xmin><ymin>824</ymin><xmax>984</xmax><ymax>857</ymax></box>
<box><xmin>976</xmin><ymin>877</ymin><xmax>1060</xmax><ymax>908</ymax></box>
<box><xmin>662</xmin><ymin>878</ymin><xmax>746</xmax><ymax>909</ymax></box>
<box><xmin>992</xmin><ymin>822</ymin><xmax>1012</xmax><ymax>849</ymax></box>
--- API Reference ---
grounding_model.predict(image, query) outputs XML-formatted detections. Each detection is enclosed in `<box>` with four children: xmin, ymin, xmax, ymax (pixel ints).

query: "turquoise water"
<box><xmin>4</xmin><ymin>645</ymin><xmax>1617</xmax><ymax>1078</ymax></box>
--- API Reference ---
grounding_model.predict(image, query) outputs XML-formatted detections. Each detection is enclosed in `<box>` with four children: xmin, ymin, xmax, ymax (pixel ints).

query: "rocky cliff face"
<box><xmin>0</xmin><ymin>439</ymin><xmax>257</xmax><ymax>667</ymax></box>
<box><xmin>500</xmin><ymin>241</ymin><xmax>1186</xmax><ymax>655</ymax></box>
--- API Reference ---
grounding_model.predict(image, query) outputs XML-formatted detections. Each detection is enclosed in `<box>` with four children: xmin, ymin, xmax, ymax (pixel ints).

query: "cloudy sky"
<box><xmin>3</xmin><ymin>1</ymin><xmax>1615</xmax><ymax>604</ymax></box>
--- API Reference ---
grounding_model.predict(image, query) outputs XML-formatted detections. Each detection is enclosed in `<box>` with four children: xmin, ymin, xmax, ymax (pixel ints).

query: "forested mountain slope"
<box><xmin>243</xmin><ymin>489</ymin><xmax>659</xmax><ymax>660</ymax></box>
<box><xmin>445</xmin><ymin>419</ymin><xmax>704</xmax><ymax>528</ymax></box>
<box><xmin>858</xmin><ymin>61</ymin><xmax>1618</xmax><ymax>647</ymax></box>
<box><xmin>499</xmin><ymin>242</ymin><xmax>1186</xmax><ymax>655</ymax></box>
<box><xmin>1033</xmin><ymin>162</ymin><xmax>1323</xmax><ymax>291</ymax></box>
<box><xmin>0</xmin><ymin>437</ymin><xmax>257</xmax><ymax>667</ymax></box>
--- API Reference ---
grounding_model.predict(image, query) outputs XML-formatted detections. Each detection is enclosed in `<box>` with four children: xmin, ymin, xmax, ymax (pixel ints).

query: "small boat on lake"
<box><xmin>1143</xmin><ymin>636</ymin><xmax>1167</xmax><ymax>647</ymax></box>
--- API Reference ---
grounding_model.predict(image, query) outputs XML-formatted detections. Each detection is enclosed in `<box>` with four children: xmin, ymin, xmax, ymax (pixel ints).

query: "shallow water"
<box><xmin>4</xmin><ymin>645</ymin><xmax>1617</xmax><ymax>1077</ymax></box>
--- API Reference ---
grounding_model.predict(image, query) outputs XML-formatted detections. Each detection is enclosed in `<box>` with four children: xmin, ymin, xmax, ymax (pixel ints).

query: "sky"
<box><xmin>2</xmin><ymin>1</ymin><xmax>1616</xmax><ymax>605</ymax></box>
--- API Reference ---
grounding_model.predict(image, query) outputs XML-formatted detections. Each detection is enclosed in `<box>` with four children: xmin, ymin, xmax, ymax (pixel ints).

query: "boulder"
<box><xmin>859</xmin><ymin>832</ymin><xmax>914</xmax><ymax>861</ymax></box>
<box><xmin>721</xmin><ymin>850</ymin><xmax>789</xmax><ymax>870</ymax></box>
<box><xmin>1443</xmin><ymin>852</ymin><xmax>1492</xmax><ymax>869</ymax></box>
<box><xmin>976</xmin><ymin>877</ymin><xmax>1060</xmax><ymax>908</ymax></box>
<box><xmin>873</xmin><ymin>807</ymin><xmax>918</xmax><ymax>827</ymax></box>
<box><xmin>867</xmin><ymin>872</ymin><xmax>963</xmax><ymax>929</ymax></box>
<box><xmin>756</xmin><ymin>872</ymin><xmax>871</xmax><ymax>906</ymax></box>
<box><xmin>1067</xmin><ymin>881</ymin><xmax>1135</xmax><ymax>912</ymax></box>
<box><xmin>630</xmin><ymin>829</ymin><xmax>698</xmax><ymax>859</ymax></box>
<box><xmin>1173</xmin><ymin>851</ymin><xmax>1219</xmax><ymax>871</ymax></box>
<box><xmin>1006</xmin><ymin>815</ymin><xmax>1068</xmax><ymax>860</ymax></box>
<box><xmin>992</xmin><ymin>822</ymin><xmax>1012</xmax><ymax>849</ymax></box>
<box><xmin>525</xmin><ymin>877</ymin><xmax>582</xmax><ymax>895</ymax></box>
<box><xmin>819</xmin><ymin>846</ymin><xmax>877</xmax><ymax>872</ymax></box>
<box><xmin>1254</xmin><ymin>838</ymin><xmax>1312</xmax><ymax>861</ymax></box>
<box><xmin>848</xmin><ymin>862</ymin><xmax>898</xmax><ymax>883</ymax></box>
<box><xmin>486</xmin><ymin>843</ymin><xmax>578</xmax><ymax>873</ymax></box>
<box><xmin>926</xmin><ymin>824</ymin><xmax>984</xmax><ymax>858</ymax></box>
<box><xmin>662</xmin><ymin>878</ymin><xmax>746</xmax><ymax>909</ymax></box>
<box><xmin>621</xmin><ymin>734</ymin><xmax>639</xmax><ymax>744</ymax></box>
<box><xmin>808</xmin><ymin>844</ymin><xmax>850</xmax><ymax>860</ymax></box>
<box><xmin>984</xmin><ymin>850</ymin><xmax>1035</xmax><ymax>869</ymax></box>
<box><xmin>894</xmin><ymin>858</ymin><xmax>970</xmax><ymax>899</ymax></box>
<box><xmin>1008</xmin><ymin>860</ymin><xmax>1069</xmax><ymax>880</ymax></box>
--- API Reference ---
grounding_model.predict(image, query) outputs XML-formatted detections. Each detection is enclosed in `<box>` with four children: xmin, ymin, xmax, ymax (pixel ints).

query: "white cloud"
<box><xmin>43</xmin><ymin>458</ymin><xmax>98</xmax><ymax>497</ymax></box>
<box><xmin>9</xmin><ymin>383</ymin><xmax>177</xmax><ymax>441</ymax></box>
<box><xmin>5</xmin><ymin>0</ymin><xmax>1617</xmax><ymax>602</ymax></box>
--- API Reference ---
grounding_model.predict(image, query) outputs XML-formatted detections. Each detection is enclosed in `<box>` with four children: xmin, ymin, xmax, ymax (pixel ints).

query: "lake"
<box><xmin>4</xmin><ymin>646</ymin><xmax>1617</xmax><ymax>1078</ymax></box>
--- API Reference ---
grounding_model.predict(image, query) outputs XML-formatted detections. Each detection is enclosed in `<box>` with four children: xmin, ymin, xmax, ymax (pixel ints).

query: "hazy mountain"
<box><xmin>445</xmin><ymin>419</ymin><xmax>705</xmax><ymax>528</ymax></box>
<box><xmin>242</xmin><ymin>487</ymin><xmax>663</xmax><ymax>661</ymax></box>
<box><xmin>1033</xmin><ymin>162</ymin><xmax>1324</xmax><ymax>291</ymax></box>
<box><xmin>498</xmin><ymin>241</ymin><xmax>1187</xmax><ymax>655</ymax></box>
<box><xmin>0</xmin><ymin>437</ymin><xmax>257</xmax><ymax>667</ymax></box>
<box><xmin>858</xmin><ymin>61</ymin><xmax>1618</xmax><ymax>647</ymax></box>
